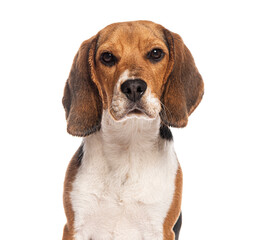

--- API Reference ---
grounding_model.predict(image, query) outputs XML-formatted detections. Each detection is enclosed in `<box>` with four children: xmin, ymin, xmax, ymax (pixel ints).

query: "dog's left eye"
<box><xmin>147</xmin><ymin>49</ymin><xmax>164</xmax><ymax>62</ymax></box>
<box><xmin>100</xmin><ymin>52</ymin><xmax>117</xmax><ymax>67</ymax></box>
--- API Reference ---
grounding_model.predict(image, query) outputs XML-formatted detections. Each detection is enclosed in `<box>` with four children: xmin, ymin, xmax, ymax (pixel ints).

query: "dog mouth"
<box><xmin>127</xmin><ymin>107</ymin><xmax>145</xmax><ymax>115</ymax></box>
<box><xmin>125</xmin><ymin>101</ymin><xmax>152</xmax><ymax>117</ymax></box>
<box><xmin>109</xmin><ymin>103</ymin><xmax>152</xmax><ymax>121</ymax></box>
<box><xmin>110</xmin><ymin>96</ymin><xmax>160</xmax><ymax>121</ymax></box>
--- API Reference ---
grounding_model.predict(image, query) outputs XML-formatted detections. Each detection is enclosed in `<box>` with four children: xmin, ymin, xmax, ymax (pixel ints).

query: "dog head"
<box><xmin>63</xmin><ymin>21</ymin><xmax>204</xmax><ymax>136</ymax></box>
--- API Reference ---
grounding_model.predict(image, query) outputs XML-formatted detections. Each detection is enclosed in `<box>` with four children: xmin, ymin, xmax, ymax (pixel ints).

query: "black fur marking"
<box><xmin>173</xmin><ymin>212</ymin><xmax>182</xmax><ymax>240</ymax></box>
<box><xmin>159</xmin><ymin>124</ymin><xmax>173</xmax><ymax>141</ymax></box>
<box><xmin>83</xmin><ymin>124</ymin><xmax>101</xmax><ymax>137</ymax></box>
<box><xmin>76</xmin><ymin>144</ymin><xmax>84</xmax><ymax>167</ymax></box>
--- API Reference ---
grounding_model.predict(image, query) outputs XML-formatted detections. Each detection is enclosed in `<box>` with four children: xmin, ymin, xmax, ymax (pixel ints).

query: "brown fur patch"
<box><xmin>161</xmin><ymin>30</ymin><xmax>204</xmax><ymax>128</ymax></box>
<box><xmin>163</xmin><ymin>165</ymin><xmax>183</xmax><ymax>240</ymax></box>
<box><xmin>62</xmin><ymin>37</ymin><xmax>102</xmax><ymax>137</ymax></box>
<box><xmin>62</xmin><ymin>146</ymin><xmax>83</xmax><ymax>240</ymax></box>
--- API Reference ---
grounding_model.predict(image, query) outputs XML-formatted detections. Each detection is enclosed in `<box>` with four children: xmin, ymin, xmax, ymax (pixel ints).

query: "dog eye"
<box><xmin>100</xmin><ymin>52</ymin><xmax>117</xmax><ymax>67</ymax></box>
<box><xmin>147</xmin><ymin>49</ymin><xmax>164</xmax><ymax>62</ymax></box>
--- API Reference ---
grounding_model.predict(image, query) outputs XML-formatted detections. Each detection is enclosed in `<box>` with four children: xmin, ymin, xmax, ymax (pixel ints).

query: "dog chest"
<box><xmin>70</xmin><ymin>141</ymin><xmax>178</xmax><ymax>240</ymax></box>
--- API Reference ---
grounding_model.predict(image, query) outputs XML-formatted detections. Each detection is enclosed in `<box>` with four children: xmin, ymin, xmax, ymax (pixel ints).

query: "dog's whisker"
<box><xmin>159</xmin><ymin>100</ymin><xmax>172</xmax><ymax>122</ymax></box>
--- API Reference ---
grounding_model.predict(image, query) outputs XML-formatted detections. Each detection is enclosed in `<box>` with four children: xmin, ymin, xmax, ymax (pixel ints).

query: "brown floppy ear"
<box><xmin>62</xmin><ymin>35</ymin><xmax>102</xmax><ymax>136</ymax></box>
<box><xmin>161</xmin><ymin>30</ymin><xmax>204</xmax><ymax>127</ymax></box>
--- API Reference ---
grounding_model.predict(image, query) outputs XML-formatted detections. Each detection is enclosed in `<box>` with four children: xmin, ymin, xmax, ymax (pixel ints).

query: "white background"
<box><xmin>0</xmin><ymin>0</ymin><xmax>262</xmax><ymax>239</ymax></box>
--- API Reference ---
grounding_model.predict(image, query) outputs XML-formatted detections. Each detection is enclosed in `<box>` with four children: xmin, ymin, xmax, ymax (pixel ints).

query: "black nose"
<box><xmin>120</xmin><ymin>79</ymin><xmax>147</xmax><ymax>102</ymax></box>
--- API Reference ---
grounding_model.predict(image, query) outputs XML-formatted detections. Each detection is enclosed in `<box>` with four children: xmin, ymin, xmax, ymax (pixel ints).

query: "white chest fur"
<box><xmin>70</xmin><ymin>112</ymin><xmax>179</xmax><ymax>240</ymax></box>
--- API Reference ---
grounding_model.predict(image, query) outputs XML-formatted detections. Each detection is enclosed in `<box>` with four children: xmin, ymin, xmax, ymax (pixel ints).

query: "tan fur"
<box><xmin>163</xmin><ymin>165</ymin><xmax>183</xmax><ymax>240</ymax></box>
<box><xmin>94</xmin><ymin>21</ymin><xmax>170</xmax><ymax>118</ymax></box>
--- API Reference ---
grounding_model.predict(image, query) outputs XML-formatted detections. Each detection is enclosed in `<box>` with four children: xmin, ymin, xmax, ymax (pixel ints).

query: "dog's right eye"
<box><xmin>100</xmin><ymin>52</ymin><xmax>117</xmax><ymax>67</ymax></box>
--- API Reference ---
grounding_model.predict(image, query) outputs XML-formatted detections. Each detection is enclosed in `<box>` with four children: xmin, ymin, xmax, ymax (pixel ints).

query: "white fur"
<box><xmin>71</xmin><ymin>110</ymin><xmax>179</xmax><ymax>240</ymax></box>
<box><xmin>111</xmin><ymin>70</ymin><xmax>130</xmax><ymax>119</ymax></box>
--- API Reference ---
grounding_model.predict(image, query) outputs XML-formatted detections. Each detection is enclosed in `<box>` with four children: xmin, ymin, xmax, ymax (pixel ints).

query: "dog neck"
<box><xmin>101</xmin><ymin>109</ymin><xmax>161</xmax><ymax>147</ymax></box>
<box><xmin>81</xmin><ymin>110</ymin><xmax>176</xmax><ymax>192</ymax></box>
<box><xmin>82</xmin><ymin>110</ymin><xmax>166</xmax><ymax>170</ymax></box>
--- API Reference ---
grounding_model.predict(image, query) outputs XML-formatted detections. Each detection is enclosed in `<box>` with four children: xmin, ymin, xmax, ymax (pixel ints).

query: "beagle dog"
<box><xmin>62</xmin><ymin>21</ymin><xmax>204</xmax><ymax>240</ymax></box>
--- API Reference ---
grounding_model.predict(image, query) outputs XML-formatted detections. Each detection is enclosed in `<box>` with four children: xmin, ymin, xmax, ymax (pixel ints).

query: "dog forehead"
<box><xmin>97</xmin><ymin>21</ymin><xmax>165</xmax><ymax>47</ymax></box>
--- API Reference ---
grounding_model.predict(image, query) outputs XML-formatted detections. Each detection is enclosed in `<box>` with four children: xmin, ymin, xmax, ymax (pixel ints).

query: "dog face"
<box><xmin>63</xmin><ymin>21</ymin><xmax>204</xmax><ymax>136</ymax></box>
<box><xmin>94</xmin><ymin>22</ymin><xmax>170</xmax><ymax>121</ymax></box>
